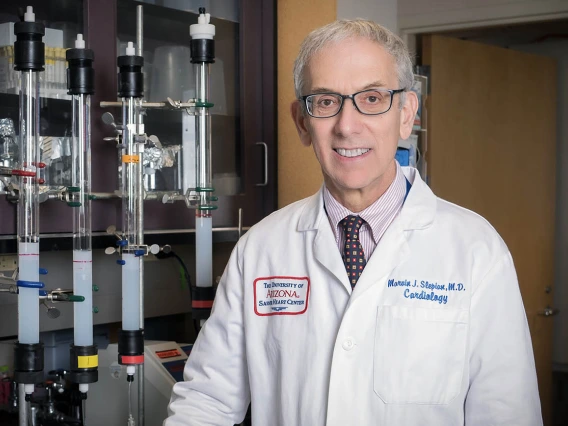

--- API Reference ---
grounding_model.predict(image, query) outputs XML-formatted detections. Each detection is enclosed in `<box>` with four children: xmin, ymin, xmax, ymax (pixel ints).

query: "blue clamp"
<box><xmin>39</xmin><ymin>268</ymin><xmax>48</xmax><ymax>275</ymax></box>
<box><xmin>17</xmin><ymin>280</ymin><xmax>45</xmax><ymax>289</ymax></box>
<box><xmin>116</xmin><ymin>260</ymin><xmax>126</xmax><ymax>266</ymax></box>
<box><xmin>134</xmin><ymin>250</ymin><xmax>145</xmax><ymax>257</ymax></box>
<box><xmin>116</xmin><ymin>239</ymin><xmax>128</xmax><ymax>247</ymax></box>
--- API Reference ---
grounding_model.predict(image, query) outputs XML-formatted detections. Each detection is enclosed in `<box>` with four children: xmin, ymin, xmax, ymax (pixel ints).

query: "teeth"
<box><xmin>336</xmin><ymin>148</ymin><xmax>370</xmax><ymax>158</ymax></box>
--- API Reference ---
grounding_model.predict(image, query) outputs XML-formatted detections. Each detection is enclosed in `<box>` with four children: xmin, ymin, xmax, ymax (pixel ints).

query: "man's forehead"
<box><xmin>304</xmin><ymin>38</ymin><xmax>397</xmax><ymax>91</ymax></box>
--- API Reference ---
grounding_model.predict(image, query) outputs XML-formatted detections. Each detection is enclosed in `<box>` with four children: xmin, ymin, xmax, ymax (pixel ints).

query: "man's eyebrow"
<box><xmin>308</xmin><ymin>81</ymin><xmax>388</xmax><ymax>95</ymax></box>
<box><xmin>309</xmin><ymin>87</ymin><xmax>336</xmax><ymax>94</ymax></box>
<box><xmin>360</xmin><ymin>81</ymin><xmax>388</xmax><ymax>90</ymax></box>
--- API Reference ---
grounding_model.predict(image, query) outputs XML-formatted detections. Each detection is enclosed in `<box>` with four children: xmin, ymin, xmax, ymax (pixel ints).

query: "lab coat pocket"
<box><xmin>373</xmin><ymin>305</ymin><xmax>468</xmax><ymax>405</ymax></box>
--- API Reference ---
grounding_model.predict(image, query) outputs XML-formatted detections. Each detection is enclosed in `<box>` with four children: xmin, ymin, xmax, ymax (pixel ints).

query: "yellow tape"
<box><xmin>77</xmin><ymin>355</ymin><xmax>98</xmax><ymax>369</ymax></box>
<box><xmin>122</xmin><ymin>154</ymin><xmax>140</xmax><ymax>164</ymax></box>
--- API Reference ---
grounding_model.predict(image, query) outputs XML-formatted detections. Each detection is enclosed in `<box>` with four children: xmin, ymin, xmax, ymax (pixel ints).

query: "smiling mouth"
<box><xmin>334</xmin><ymin>148</ymin><xmax>370</xmax><ymax>158</ymax></box>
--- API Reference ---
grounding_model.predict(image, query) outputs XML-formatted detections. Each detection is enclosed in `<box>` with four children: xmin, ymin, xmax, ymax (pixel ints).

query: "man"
<box><xmin>166</xmin><ymin>19</ymin><xmax>542</xmax><ymax>426</ymax></box>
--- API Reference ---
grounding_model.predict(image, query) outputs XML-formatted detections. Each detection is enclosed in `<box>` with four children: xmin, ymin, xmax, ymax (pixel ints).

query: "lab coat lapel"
<box><xmin>350</xmin><ymin>168</ymin><xmax>437</xmax><ymax>301</ymax></box>
<box><xmin>298</xmin><ymin>188</ymin><xmax>352</xmax><ymax>294</ymax></box>
<box><xmin>350</xmin><ymin>219</ymin><xmax>409</xmax><ymax>301</ymax></box>
<box><xmin>313</xmin><ymin>223</ymin><xmax>352</xmax><ymax>294</ymax></box>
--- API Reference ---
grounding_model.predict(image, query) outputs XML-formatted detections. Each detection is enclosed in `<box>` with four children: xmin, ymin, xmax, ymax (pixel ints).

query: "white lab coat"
<box><xmin>166</xmin><ymin>167</ymin><xmax>542</xmax><ymax>426</ymax></box>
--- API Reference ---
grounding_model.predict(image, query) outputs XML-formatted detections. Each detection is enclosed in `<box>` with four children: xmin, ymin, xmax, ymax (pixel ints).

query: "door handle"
<box><xmin>537</xmin><ymin>306</ymin><xmax>559</xmax><ymax>317</ymax></box>
<box><xmin>255</xmin><ymin>142</ymin><xmax>268</xmax><ymax>187</ymax></box>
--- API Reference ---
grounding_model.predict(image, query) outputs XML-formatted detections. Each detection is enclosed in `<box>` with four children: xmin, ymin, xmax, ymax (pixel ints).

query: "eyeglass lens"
<box><xmin>306</xmin><ymin>90</ymin><xmax>393</xmax><ymax>117</ymax></box>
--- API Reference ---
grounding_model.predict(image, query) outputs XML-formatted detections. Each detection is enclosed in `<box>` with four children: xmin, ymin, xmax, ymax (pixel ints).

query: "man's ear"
<box><xmin>399</xmin><ymin>90</ymin><xmax>419</xmax><ymax>140</ymax></box>
<box><xmin>291</xmin><ymin>100</ymin><xmax>312</xmax><ymax>147</ymax></box>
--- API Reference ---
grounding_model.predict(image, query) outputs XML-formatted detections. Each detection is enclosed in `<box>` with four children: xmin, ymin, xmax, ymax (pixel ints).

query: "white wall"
<box><xmin>399</xmin><ymin>0</ymin><xmax>568</xmax><ymax>32</ymax></box>
<box><xmin>337</xmin><ymin>0</ymin><xmax>398</xmax><ymax>33</ymax></box>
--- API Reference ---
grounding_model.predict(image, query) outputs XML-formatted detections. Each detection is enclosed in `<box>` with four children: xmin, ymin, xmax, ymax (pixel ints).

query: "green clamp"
<box><xmin>195</xmin><ymin>187</ymin><xmax>215</xmax><ymax>192</ymax></box>
<box><xmin>195</xmin><ymin>101</ymin><xmax>214</xmax><ymax>108</ymax></box>
<box><xmin>66</xmin><ymin>201</ymin><xmax>82</xmax><ymax>207</ymax></box>
<box><xmin>67</xmin><ymin>186</ymin><xmax>81</xmax><ymax>193</ymax></box>
<box><xmin>68</xmin><ymin>295</ymin><xmax>85</xmax><ymax>302</ymax></box>
<box><xmin>92</xmin><ymin>285</ymin><xmax>99</xmax><ymax>292</ymax></box>
<box><xmin>208</xmin><ymin>196</ymin><xmax>219</xmax><ymax>202</ymax></box>
<box><xmin>93</xmin><ymin>306</ymin><xmax>99</xmax><ymax>314</ymax></box>
<box><xmin>198</xmin><ymin>205</ymin><xmax>218</xmax><ymax>211</ymax></box>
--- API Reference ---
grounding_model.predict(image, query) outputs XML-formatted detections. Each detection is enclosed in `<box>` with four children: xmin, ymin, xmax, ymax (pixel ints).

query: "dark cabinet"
<box><xmin>0</xmin><ymin>0</ymin><xmax>276</xmax><ymax>241</ymax></box>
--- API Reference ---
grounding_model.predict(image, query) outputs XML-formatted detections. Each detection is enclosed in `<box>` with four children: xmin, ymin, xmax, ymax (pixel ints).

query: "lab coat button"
<box><xmin>342</xmin><ymin>338</ymin><xmax>354</xmax><ymax>351</ymax></box>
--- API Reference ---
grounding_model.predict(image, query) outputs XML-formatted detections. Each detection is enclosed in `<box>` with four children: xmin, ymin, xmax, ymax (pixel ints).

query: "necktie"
<box><xmin>339</xmin><ymin>215</ymin><xmax>367</xmax><ymax>288</ymax></box>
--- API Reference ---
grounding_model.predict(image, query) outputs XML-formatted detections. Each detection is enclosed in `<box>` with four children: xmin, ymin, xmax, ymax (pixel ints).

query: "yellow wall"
<box><xmin>277</xmin><ymin>0</ymin><xmax>337</xmax><ymax>208</ymax></box>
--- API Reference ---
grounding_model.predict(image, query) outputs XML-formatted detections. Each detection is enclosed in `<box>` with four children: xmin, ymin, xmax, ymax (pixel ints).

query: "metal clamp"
<box><xmin>16</xmin><ymin>280</ymin><xmax>45</xmax><ymax>289</ymax></box>
<box><xmin>255</xmin><ymin>142</ymin><xmax>268</xmax><ymax>187</ymax></box>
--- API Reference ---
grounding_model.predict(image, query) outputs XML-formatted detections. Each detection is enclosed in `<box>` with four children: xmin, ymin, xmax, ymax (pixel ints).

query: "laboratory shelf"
<box><xmin>0</xmin><ymin>227</ymin><xmax>246</xmax><ymax>254</ymax></box>
<box><xmin>0</xmin><ymin>93</ymin><xmax>72</xmax><ymax>138</ymax></box>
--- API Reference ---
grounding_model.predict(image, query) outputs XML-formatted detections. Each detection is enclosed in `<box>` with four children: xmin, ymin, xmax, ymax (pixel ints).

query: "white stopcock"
<box><xmin>75</xmin><ymin>34</ymin><xmax>85</xmax><ymax>49</ymax></box>
<box><xmin>24</xmin><ymin>6</ymin><xmax>35</xmax><ymax>22</ymax></box>
<box><xmin>190</xmin><ymin>12</ymin><xmax>215</xmax><ymax>40</ymax></box>
<box><xmin>125</xmin><ymin>42</ymin><xmax>136</xmax><ymax>56</ymax></box>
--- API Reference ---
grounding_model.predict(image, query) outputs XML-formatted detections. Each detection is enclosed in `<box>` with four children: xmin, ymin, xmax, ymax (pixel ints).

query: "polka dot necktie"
<box><xmin>339</xmin><ymin>215</ymin><xmax>367</xmax><ymax>288</ymax></box>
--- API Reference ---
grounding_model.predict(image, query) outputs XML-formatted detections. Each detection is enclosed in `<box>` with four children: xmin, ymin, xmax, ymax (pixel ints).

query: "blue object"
<box><xmin>134</xmin><ymin>250</ymin><xmax>145</xmax><ymax>257</ymax></box>
<box><xmin>116</xmin><ymin>260</ymin><xmax>126</xmax><ymax>266</ymax></box>
<box><xmin>17</xmin><ymin>280</ymin><xmax>45</xmax><ymax>289</ymax></box>
<box><xmin>116</xmin><ymin>239</ymin><xmax>128</xmax><ymax>247</ymax></box>
<box><xmin>396</xmin><ymin>147</ymin><xmax>410</xmax><ymax>166</ymax></box>
<box><xmin>404</xmin><ymin>178</ymin><xmax>412</xmax><ymax>202</ymax></box>
<box><xmin>39</xmin><ymin>268</ymin><xmax>48</xmax><ymax>275</ymax></box>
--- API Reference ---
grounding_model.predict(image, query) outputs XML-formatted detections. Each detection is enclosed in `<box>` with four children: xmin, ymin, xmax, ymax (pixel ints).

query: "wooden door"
<box><xmin>423</xmin><ymin>34</ymin><xmax>557</xmax><ymax>425</ymax></box>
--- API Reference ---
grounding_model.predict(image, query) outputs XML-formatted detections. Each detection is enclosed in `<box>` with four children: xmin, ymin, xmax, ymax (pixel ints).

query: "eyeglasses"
<box><xmin>300</xmin><ymin>88</ymin><xmax>405</xmax><ymax>118</ymax></box>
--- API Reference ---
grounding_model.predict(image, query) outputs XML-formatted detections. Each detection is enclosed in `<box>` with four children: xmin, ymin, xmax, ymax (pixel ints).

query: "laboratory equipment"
<box><xmin>87</xmin><ymin>341</ymin><xmax>192</xmax><ymax>426</ymax></box>
<box><xmin>12</xmin><ymin>9</ymin><xmax>45</xmax><ymax>425</ymax></box>
<box><xmin>66</xmin><ymin>33</ymin><xmax>98</xmax><ymax>413</ymax></box>
<box><xmin>98</xmin><ymin>7</ymin><xmax>219</xmax><ymax>425</ymax></box>
<box><xmin>0</xmin><ymin>118</ymin><xmax>17</xmax><ymax>193</ymax></box>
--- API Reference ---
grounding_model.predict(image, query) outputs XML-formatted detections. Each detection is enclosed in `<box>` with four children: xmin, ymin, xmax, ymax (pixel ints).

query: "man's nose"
<box><xmin>333</xmin><ymin>98</ymin><xmax>363</xmax><ymax>137</ymax></box>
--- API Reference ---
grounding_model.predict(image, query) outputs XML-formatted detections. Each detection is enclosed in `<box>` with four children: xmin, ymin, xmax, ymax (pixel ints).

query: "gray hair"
<box><xmin>293</xmin><ymin>19</ymin><xmax>414</xmax><ymax>106</ymax></box>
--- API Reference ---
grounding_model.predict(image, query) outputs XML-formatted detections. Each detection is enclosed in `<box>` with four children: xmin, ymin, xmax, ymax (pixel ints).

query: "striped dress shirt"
<box><xmin>323</xmin><ymin>161</ymin><xmax>407</xmax><ymax>261</ymax></box>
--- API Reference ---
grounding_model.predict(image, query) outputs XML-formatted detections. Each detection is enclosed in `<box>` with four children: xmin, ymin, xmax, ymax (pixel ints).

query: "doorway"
<box><xmin>412</xmin><ymin>18</ymin><xmax>568</xmax><ymax>426</ymax></box>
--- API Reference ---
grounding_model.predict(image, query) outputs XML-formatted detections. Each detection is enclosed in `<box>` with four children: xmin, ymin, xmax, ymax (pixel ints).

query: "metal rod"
<box><xmin>138</xmin><ymin>363</ymin><xmax>144</xmax><ymax>426</ymax></box>
<box><xmin>90</xmin><ymin>192</ymin><xmax>119</xmax><ymax>199</ymax></box>
<box><xmin>136</xmin><ymin>6</ymin><xmax>143</xmax><ymax>57</ymax></box>
<box><xmin>18</xmin><ymin>384</ymin><xmax>27</xmax><ymax>426</ymax></box>
<box><xmin>100</xmin><ymin>101</ymin><xmax>166</xmax><ymax>108</ymax></box>
<box><xmin>135</xmin><ymin>8</ymin><xmax>145</xmax><ymax>425</ymax></box>
<box><xmin>0</xmin><ymin>226</ymin><xmax>252</xmax><ymax>240</ymax></box>
<box><xmin>238</xmin><ymin>208</ymin><xmax>243</xmax><ymax>238</ymax></box>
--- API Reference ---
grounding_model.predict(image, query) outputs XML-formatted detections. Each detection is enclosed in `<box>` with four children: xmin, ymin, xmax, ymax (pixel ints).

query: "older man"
<box><xmin>165</xmin><ymin>19</ymin><xmax>542</xmax><ymax>426</ymax></box>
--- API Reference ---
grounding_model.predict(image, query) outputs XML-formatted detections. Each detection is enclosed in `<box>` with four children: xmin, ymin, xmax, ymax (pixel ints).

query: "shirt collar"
<box><xmin>323</xmin><ymin>161</ymin><xmax>407</xmax><ymax>244</ymax></box>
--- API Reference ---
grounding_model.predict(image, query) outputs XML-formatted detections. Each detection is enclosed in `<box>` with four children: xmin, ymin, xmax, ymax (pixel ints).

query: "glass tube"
<box><xmin>121</xmin><ymin>97</ymin><xmax>142</xmax><ymax>331</ymax></box>
<box><xmin>195</xmin><ymin>62</ymin><xmax>212</xmax><ymax>289</ymax></box>
<box><xmin>17</xmin><ymin>70</ymin><xmax>40</xmax><ymax>345</ymax></box>
<box><xmin>72</xmin><ymin>93</ymin><xmax>93</xmax><ymax>346</ymax></box>
<box><xmin>195</xmin><ymin>63</ymin><xmax>211</xmax><ymax>193</ymax></box>
<box><xmin>122</xmin><ymin>253</ymin><xmax>140</xmax><ymax>331</ymax></box>
<box><xmin>121</xmin><ymin>97</ymin><xmax>143</xmax><ymax>247</ymax></box>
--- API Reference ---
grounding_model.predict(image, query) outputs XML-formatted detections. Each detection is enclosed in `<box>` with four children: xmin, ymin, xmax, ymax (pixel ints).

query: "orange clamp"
<box><xmin>122</xmin><ymin>155</ymin><xmax>140</xmax><ymax>164</ymax></box>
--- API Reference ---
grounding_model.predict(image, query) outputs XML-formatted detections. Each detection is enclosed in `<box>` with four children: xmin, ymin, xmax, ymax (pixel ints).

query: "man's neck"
<box><xmin>325</xmin><ymin>161</ymin><xmax>397</xmax><ymax>213</ymax></box>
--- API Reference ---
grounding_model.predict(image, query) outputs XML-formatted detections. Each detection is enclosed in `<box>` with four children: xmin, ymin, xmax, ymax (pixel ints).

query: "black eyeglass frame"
<box><xmin>299</xmin><ymin>88</ymin><xmax>406</xmax><ymax>118</ymax></box>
